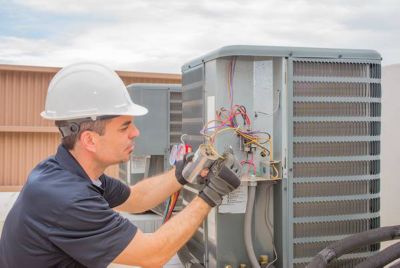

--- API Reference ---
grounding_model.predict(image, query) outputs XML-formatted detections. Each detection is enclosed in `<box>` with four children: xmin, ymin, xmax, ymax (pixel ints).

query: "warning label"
<box><xmin>218</xmin><ymin>183</ymin><xmax>248</xmax><ymax>214</ymax></box>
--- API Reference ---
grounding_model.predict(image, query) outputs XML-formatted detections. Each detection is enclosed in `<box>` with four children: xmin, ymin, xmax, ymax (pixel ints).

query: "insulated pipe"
<box><xmin>307</xmin><ymin>225</ymin><xmax>400</xmax><ymax>268</ymax></box>
<box><xmin>355</xmin><ymin>241</ymin><xmax>400</xmax><ymax>268</ymax></box>
<box><xmin>177</xmin><ymin>244</ymin><xmax>204</xmax><ymax>268</ymax></box>
<box><xmin>244</xmin><ymin>183</ymin><xmax>260</xmax><ymax>268</ymax></box>
<box><xmin>389</xmin><ymin>259</ymin><xmax>400</xmax><ymax>268</ymax></box>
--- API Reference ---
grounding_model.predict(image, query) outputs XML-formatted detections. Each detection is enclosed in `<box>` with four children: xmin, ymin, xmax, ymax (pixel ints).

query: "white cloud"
<box><xmin>14</xmin><ymin>0</ymin><xmax>149</xmax><ymax>14</ymax></box>
<box><xmin>1</xmin><ymin>0</ymin><xmax>399</xmax><ymax>72</ymax></box>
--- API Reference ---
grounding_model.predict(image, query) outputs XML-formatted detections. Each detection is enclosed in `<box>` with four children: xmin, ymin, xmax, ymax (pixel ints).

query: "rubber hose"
<box><xmin>389</xmin><ymin>259</ymin><xmax>400</xmax><ymax>268</ymax></box>
<box><xmin>355</xmin><ymin>241</ymin><xmax>400</xmax><ymax>268</ymax></box>
<box><xmin>244</xmin><ymin>184</ymin><xmax>260</xmax><ymax>268</ymax></box>
<box><xmin>307</xmin><ymin>225</ymin><xmax>400</xmax><ymax>268</ymax></box>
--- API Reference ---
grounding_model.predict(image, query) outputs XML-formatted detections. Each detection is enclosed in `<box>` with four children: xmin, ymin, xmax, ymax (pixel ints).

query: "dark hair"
<box><xmin>55</xmin><ymin>119</ymin><xmax>110</xmax><ymax>150</ymax></box>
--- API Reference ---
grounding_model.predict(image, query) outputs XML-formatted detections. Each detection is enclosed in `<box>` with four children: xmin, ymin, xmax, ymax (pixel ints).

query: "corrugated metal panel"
<box><xmin>0</xmin><ymin>132</ymin><xmax>59</xmax><ymax>186</ymax></box>
<box><xmin>0</xmin><ymin>64</ymin><xmax>181</xmax><ymax>190</ymax></box>
<box><xmin>0</xmin><ymin>70</ymin><xmax>54</xmax><ymax>127</ymax></box>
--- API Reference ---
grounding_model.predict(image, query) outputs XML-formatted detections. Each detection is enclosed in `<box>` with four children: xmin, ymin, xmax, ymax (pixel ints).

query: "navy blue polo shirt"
<box><xmin>0</xmin><ymin>145</ymin><xmax>137</xmax><ymax>268</ymax></box>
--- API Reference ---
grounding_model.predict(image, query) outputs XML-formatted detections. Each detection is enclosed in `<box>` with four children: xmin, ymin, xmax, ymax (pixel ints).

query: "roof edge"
<box><xmin>0</xmin><ymin>63</ymin><xmax>181</xmax><ymax>80</ymax></box>
<box><xmin>127</xmin><ymin>83</ymin><xmax>181</xmax><ymax>90</ymax></box>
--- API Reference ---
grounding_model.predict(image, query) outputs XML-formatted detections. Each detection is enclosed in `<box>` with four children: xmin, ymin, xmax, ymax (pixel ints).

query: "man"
<box><xmin>0</xmin><ymin>62</ymin><xmax>241</xmax><ymax>267</ymax></box>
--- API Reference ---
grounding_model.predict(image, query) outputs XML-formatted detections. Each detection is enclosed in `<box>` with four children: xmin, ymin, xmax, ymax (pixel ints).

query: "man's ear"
<box><xmin>79</xmin><ymin>131</ymin><xmax>98</xmax><ymax>153</ymax></box>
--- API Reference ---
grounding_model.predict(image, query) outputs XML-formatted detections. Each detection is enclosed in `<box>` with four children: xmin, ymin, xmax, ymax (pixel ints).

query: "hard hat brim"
<box><xmin>128</xmin><ymin>103</ymin><xmax>148</xmax><ymax>116</ymax></box>
<box><xmin>40</xmin><ymin>102</ymin><xmax>148</xmax><ymax>120</ymax></box>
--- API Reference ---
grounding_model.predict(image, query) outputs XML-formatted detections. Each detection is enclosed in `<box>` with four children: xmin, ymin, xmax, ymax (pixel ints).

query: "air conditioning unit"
<box><xmin>120</xmin><ymin>83</ymin><xmax>182</xmax><ymax>215</ymax></box>
<box><xmin>179</xmin><ymin>45</ymin><xmax>381</xmax><ymax>268</ymax></box>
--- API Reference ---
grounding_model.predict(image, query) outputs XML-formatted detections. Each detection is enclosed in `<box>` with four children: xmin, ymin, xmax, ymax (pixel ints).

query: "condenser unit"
<box><xmin>119</xmin><ymin>83</ymin><xmax>182</xmax><ymax>215</ymax></box>
<box><xmin>179</xmin><ymin>46</ymin><xmax>381</xmax><ymax>268</ymax></box>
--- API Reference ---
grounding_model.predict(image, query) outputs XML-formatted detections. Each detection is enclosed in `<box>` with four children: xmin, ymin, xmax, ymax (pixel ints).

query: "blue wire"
<box><xmin>200</xmin><ymin>124</ymin><xmax>230</xmax><ymax>134</ymax></box>
<box><xmin>163</xmin><ymin>197</ymin><xmax>171</xmax><ymax>223</ymax></box>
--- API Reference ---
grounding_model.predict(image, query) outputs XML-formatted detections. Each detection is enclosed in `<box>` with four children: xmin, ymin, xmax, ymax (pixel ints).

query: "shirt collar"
<box><xmin>55</xmin><ymin>144</ymin><xmax>92</xmax><ymax>181</ymax></box>
<box><xmin>54</xmin><ymin>145</ymin><xmax>105</xmax><ymax>194</ymax></box>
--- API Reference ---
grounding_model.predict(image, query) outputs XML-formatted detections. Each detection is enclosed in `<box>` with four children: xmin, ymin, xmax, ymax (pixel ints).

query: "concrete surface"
<box><xmin>109</xmin><ymin>254</ymin><xmax>183</xmax><ymax>268</ymax></box>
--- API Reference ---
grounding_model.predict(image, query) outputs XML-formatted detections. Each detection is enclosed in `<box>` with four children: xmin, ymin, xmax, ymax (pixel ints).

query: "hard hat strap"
<box><xmin>58</xmin><ymin>123</ymin><xmax>79</xmax><ymax>137</ymax></box>
<box><xmin>57</xmin><ymin>115</ymin><xmax>119</xmax><ymax>137</ymax></box>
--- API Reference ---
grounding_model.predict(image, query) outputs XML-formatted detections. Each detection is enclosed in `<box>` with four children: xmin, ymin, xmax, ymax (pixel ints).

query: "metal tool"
<box><xmin>182</xmin><ymin>144</ymin><xmax>219</xmax><ymax>184</ymax></box>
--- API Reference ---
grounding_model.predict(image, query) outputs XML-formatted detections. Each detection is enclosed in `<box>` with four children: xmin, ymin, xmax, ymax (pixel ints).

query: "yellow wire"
<box><xmin>207</xmin><ymin>143</ymin><xmax>224</xmax><ymax>159</ymax></box>
<box><xmin>237</xmin><ymin>131</ymin><xmax>269</xmax><ymax>151</ymax></box>
<box><xmin>268</xmin><ymin>140</ymin><xmax>273</xmax><ymax>160</ymax></box>
<box><xmin>206</xmin><ymin>127</ymin><xmax>239</xmax><ymax>158</ymax></box>
<box><xmin>213</xmin><ymin>126</ymin><xmax>238</xmax><ymax>137</ymax></box>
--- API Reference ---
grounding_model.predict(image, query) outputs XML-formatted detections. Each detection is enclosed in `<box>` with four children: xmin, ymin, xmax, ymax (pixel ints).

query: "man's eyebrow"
<box><xmin>120</xmin><ymin>120</ymin><xmax>132</xmax><ymax>127</ymax></box>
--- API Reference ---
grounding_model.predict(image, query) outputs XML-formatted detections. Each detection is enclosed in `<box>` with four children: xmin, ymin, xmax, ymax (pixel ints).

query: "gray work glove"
<box><xmin>175</xmin><ymin>153</ymin><xmax>194</xmax><ymax>185</ymax></box>
<box><xmin>198</xmin><ymin>149</ymin><xmax>242</xmax><ymax>207</ymax></box>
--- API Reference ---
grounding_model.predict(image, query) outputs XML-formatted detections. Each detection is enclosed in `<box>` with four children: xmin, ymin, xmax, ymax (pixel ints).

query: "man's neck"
<box><xmin>69</xmin><ymin>149</ymin><xmax>105</xmax><ymax>181</ymax></box>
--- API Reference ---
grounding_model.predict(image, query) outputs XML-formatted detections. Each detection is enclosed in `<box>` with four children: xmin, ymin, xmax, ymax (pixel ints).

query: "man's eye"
<box><xmin>120</xmin><ymin>127</ymin><xmax>128</xmax><ymax>131</ymax></box>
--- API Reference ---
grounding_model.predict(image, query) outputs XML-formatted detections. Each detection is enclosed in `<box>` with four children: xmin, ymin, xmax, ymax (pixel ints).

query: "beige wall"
<box><xmin>381</xmin><ymin>64</ymin><xmax>400</xmax><ymax>233</ymax></box>
<box><xmin>0</xmin><ymin>64</ymin><xmax>181</xmax><ymax>191</ymax></box>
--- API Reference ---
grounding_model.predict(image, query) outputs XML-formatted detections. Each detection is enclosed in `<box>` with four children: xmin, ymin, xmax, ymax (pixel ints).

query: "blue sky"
<box><xmin>0</xmin><ymin>0</ymin><xmax>399</xmax><ymax>73</ymax></box>
<box><xmin>0</xmin><ymin>1</ymin><xmax>118</xmax><ymax>39</ymax></box>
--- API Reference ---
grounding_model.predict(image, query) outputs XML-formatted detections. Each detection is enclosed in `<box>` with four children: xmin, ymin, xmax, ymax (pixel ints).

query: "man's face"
<box><xmin>94</xmin><ymin>115</ymin><xmax>139</xmax><ymax>165</ymax></box>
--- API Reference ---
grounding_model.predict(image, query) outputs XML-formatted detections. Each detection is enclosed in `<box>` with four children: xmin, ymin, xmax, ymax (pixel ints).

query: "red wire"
<box><xmin>166</xmin><ymin>191</ymin><xmax>179</xmax><ymax>221</ymax></box>
<box><xmin>240</xmin><ymin>153</ymin><xmax>256</xmax><ymax>174</ymax></box>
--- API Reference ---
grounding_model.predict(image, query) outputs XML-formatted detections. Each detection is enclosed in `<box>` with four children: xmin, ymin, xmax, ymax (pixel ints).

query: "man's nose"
<box><xmin>129</xmin><ymin>124</ymin><xmax>140</xmax><ymax>139</ymax></box>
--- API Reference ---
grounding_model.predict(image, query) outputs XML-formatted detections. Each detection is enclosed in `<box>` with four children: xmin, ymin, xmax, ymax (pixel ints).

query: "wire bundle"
<box><xmin>163</xmin><ymin>191</ymin><xmax>180</xmax><ymax>223</ymax></box>
<box><xmin>200</xmin><ymin>57</ymin><xmax>278</xmax><ymax>178</ymax></box>
<box><xmin>201</xmin><ymin>105</ymin><xmax>272</xmax><ymax>158</ymax></box>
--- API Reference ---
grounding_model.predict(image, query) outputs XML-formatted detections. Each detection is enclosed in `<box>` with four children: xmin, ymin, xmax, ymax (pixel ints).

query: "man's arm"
<box><xmin>113</xmin><ymin>196</ymin><xmax>210</xmax><ymax>267</ymax></box>
<box><xmin>114</xmin><ymin>149</ymin><xmax>242</xmax><ymax>267</ymax></box>
<box><xmin>115</xmin><ymin>168</ymin><xmax>181</xmax><ymax>213</ymax></box>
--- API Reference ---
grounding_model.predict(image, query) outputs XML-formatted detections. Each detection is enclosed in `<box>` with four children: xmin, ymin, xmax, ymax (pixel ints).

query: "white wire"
<box><xmin>265</xmin><ymin>182</ymin><xmax>278</xmax><ymax>267</ymax></box>
<box><xmin>180</xmin><ymin>134</ymin><xmax>188</xmax><ymax>145</ymax></box>
<box><xmin>255</xmin><ymin>90</ymin><xmax>281</xmax><ymax>117</ymax></box>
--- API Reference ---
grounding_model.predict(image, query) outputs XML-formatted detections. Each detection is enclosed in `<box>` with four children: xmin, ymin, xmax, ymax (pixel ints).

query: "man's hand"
<box><xmin>198</xmin><ymin>149</ymin><xmax>241</xmax><ymax>207</ymax></box>
<box><xmin>175</xmin><ymin>153</ymin><xmax>194</xmax><ymax>185</ymax></box>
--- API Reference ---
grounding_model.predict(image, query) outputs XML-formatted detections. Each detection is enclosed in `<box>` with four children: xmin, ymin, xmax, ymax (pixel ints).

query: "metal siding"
<box><xmin>0</xmin><ymin>64</ymin><xmax>181</xmax><ymax>189</ymax></box>
<box><xmin>0</xmin><ymin>132</ymin><xmax>59</xmax><ymax>186</ymax></box>
<box><xmin>0</xmin><ymin>71</ymin><xmax>54</xmax><ymax>127</ymax></box>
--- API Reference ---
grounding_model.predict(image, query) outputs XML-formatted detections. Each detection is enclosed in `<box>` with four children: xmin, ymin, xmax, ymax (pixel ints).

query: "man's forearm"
<box><xmin>147</xmin><ymin>197</ymin><xmax>211</xmax><ymax>265</ymax></box>
<box><xmin>121</xmin><ymin>168</ymin><xmax>182</xmax><ymax>213</ymax></box>
<box><xmin>114</xmin><ymin>197</ymin><xmax>211</xmax><ymax>267</ymax></box>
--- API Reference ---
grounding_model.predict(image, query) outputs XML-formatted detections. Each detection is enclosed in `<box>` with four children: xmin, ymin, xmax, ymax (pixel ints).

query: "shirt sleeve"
<box><xmin>49</xmin><ymin>195</ymin><xmax>137</xmax><ymax>268</ymax></box>
<box><xmin>100</xmin><ymin>174</ymin><xmax>131</xmax><ymax>208</ymax></box>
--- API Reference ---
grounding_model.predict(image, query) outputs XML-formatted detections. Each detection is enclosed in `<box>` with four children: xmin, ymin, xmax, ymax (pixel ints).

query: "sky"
<box><xmin>0</xmin><ymin>0</ymin><xmax>399</xmax><ymax>73</ymax></box>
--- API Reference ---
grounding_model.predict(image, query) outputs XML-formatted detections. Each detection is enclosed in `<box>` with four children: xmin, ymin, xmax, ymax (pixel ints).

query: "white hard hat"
<box><xmin>41</xmin><ymin>62</ymin><xmax>148</xmax><ymax>120</ymax></box>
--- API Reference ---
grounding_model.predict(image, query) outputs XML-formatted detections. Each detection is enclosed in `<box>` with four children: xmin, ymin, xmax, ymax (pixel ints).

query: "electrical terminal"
<box><xmin>238</xmin><ymin>133</ymin><xmax>256</xmax><ymax>153</ymax></box>
<box><xmin>269</xmin><ymin>160</ymin><xmax>281</xmax><ymax>180</ymax></box>
<box><xmin>240</xmin><ymin>174</ymin><xmax>275</xmax><ymax>182</ymax></box>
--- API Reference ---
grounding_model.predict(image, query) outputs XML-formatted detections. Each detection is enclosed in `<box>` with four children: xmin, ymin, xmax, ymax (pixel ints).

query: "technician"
<box><xmin>0</xmin><ymin>62</ymin><xmax>241</xmax><ymax>268</ymax></box>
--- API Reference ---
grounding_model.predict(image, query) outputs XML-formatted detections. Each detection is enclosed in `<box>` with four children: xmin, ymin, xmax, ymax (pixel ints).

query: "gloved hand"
<box><xmin>198</xmin><ymin>149</ymin><xmax>242</xmax><ymax>207</ymax></box>
<box><xmin>175</xmin><ymin>153</ymin><xmax>194</xmax><ymax>185</ymax></box>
